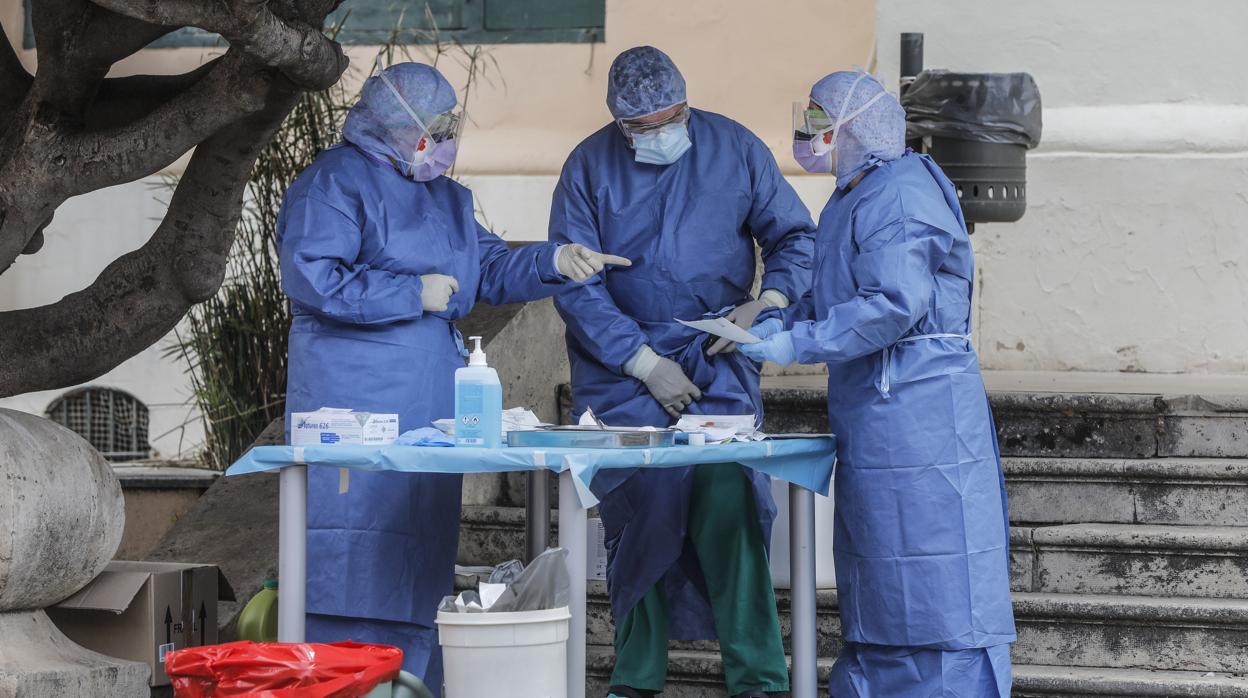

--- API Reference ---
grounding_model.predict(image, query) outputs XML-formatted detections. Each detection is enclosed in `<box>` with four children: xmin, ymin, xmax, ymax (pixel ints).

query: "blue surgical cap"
<box><xmin>606</xmin><ymin>46</ymin><xmax>687</xmax><ymax>120</ymax></box>
<box><xmin>811</xmin><ymin>71</ymin><xmax>906</xmax><ymax>184</ymax></box>
<box><xmin>343</xmin><ymin>62</ymin><xmax>458</xmax><ymax>164</ymax></box>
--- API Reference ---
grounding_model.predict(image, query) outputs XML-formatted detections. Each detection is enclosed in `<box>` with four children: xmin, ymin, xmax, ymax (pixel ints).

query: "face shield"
<box><xmin>791</xmin><ymin>72</ymin><xmax>890</xmax><ymax>174</ymax></box>
<box><xmin>377</xmin><ymin>70</ymin><xmax>462</xmax><ymax>180</ymax></box>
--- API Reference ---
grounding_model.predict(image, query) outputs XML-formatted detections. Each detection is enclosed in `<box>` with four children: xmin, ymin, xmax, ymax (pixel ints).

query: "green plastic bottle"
<box><xmin>237</xmin><ymin>579</ymin><xmax>279</xmax><ymax>643</ymax></box>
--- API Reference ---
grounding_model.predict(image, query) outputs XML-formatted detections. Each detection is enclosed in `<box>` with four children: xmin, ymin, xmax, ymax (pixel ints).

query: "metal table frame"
<box><xmin>277</xmin><ymin>465</ymin><xmax>819</xmax><ymax>698</ymax></box>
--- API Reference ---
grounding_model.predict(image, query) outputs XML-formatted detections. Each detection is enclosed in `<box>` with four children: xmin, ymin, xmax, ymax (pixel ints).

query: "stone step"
<box><xmin>746</xmin><ymin>379</ymin><xmax>1248</xmax><ymax>459</ymax></box>
<box><xmin>1011</xmin><ymin>523</ymin><xmax>1248</xmax><ymax>599</ymax></box>
<box><xmin>1013</xmin><ymin>665</ymin><xmax>1248</xmax><ymax>698</ymax></box>
<box><xmin>1004</xmin><ymin>457</ymin><xmax>1248</xmax><ymax>526</ymax></box>
<box><xmin>1011</xmin><ymin>592</ymin><xmax>1248</xmax><ymax>674</ymax></box>
<box><xmin>585</xmin><ymin>648</ymin><xmax>1248</xmax><ymax>698</ymax></box>
<box><xmin>583</xmin><ymin>584</ymin><xmax>1248</xmax><ymax>675</ymax></box>
<box><xmin>461</xmin><ymin>507</ymin><xmax>1248</xmax><ymax>600</ymax></box>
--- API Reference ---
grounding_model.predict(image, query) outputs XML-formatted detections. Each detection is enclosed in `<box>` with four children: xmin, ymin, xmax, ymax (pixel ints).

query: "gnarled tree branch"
<box><xmin>0</xmin><ymin>80</ymin><xmax>300</xmax><ymax>396</ymax></box>
<box><xmin>0</xmin><ymin>23</ymin><xmax>32</xmax><ymax>127</ymax></box>
<box><xmin>89</xmin><ymin>0</ymin><xmax>347</xmax><ymax>89</ymax></box>
<box><xmin>85</xmin><ymin>60</ymin><xmax>220</xmax><ymax>131</ymax></box>
<box><xmin>29</xmin><ymin>0</ymin><xmax>173</xmax><ymax>117</ymax></box>
<box><xmin>0</xmin><ymin>0</ymin><xmax>346</xmax><ymax>395</ymax></box>
<box><xmin>72</xmin><ymin>50</ymin><xmax>274</xmax><ymax>196</ymax></box>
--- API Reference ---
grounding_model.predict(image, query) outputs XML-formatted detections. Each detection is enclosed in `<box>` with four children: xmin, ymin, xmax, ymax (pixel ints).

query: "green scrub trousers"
<box><xmin>609</xmin><ymin>463</ymin><xmax>789</xmax><ymax>695</ymax></box>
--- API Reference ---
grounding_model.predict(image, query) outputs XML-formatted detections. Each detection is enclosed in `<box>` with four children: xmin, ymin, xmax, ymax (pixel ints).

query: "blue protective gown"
<box><xmin>277</xmin><ymin>143</ymin><xmax>565</xmax><ymax>693</ymax></box>
<box><xmin>550</xmin><ymin>109</ymin><xmax>816</xmax><ymax>639</ymax></box>
<box><xmin>779</xmin><ymin>152</ymin><xmax>1015</xmax><ymax>696</ymax></box>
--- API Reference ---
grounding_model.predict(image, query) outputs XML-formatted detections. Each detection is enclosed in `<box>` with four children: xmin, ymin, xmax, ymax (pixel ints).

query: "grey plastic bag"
<box><xmin>487</xmin><ymin>559</ymin><xmax>525</xmax><ymax>585</ymax></box>
<box><xmin>488</xmin><ymin>547</ymin><xmax>570</xmax><ymax>613</ymax></box>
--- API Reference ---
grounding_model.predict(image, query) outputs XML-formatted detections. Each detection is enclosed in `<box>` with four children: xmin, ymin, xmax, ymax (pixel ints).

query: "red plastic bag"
<box><xmin>166</xmin><ymin>640</ymin><xmax>402</xmax><ymax>697</ymax></box>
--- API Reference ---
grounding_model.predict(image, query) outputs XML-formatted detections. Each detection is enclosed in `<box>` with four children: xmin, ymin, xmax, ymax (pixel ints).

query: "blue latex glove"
<box><xmin>740</xmin><ymin>330</ymin><xmax>797</xmax><ymax>366</ymax></box>
<box><xmin>396</xmin><ymin>427</ymin><xmax>454</xmax><ymax>447</ymax></box>
<box><xmin>750</xmin><ymin>317</ymin><xmax>784</xmax><ymax>341</ymax></box>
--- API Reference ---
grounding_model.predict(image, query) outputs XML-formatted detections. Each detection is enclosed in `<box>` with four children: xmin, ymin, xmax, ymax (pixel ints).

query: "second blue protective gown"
<box><xmin>278</xmin><ymin>143</ymin><xmax>565</xmax><ymax>695</ymax></box>
<box><xmin>779</xmin><ymin>151</ymin><xmax>1015</xmax><ymax>696</ymax></box>
<box><xmin>550</xmin><ymin>108</ymin><xmax>815</xmax><ymax>639</ymax></box>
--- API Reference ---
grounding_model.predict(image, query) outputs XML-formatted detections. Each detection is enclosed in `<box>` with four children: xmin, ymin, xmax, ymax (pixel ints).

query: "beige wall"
<box><xmin>2</xmin><ymin>0</ymin><xmax>875</xmax><ymax>175</ymax></box>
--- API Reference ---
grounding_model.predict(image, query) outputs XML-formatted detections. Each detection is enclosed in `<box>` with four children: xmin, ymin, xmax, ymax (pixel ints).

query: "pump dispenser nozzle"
<box><xmin>468</xmin><ymin>335</ymin><xmax>488</xmax><ymax>366</ymax></box>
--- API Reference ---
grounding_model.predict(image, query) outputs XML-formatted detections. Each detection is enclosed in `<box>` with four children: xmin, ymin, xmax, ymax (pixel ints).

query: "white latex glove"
<box><xmin>556</xmin><ymin>244</ymin><xmax>633</xmax><ymax>282</ymax></box>
<box><xmin>420</xmin><ymin>274</ymin><xmax>459</xmax><ymax>312</ymax></box>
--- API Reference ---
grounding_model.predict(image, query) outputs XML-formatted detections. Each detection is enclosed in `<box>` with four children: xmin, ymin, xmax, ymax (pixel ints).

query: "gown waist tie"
<box><xmin>878</xmin><ymin>333</ymin><xmax>972</xmax><ymax>398</ymax></box>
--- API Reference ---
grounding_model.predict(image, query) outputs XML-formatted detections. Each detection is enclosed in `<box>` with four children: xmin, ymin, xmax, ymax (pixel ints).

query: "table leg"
<box><xmin>278</xmin><ymin>465</ymin><xmax>308</xmax><ymax>643</ymax></box>
<box><xmin>789</xmin><ymin>484</ymin><xmax>817</xmax><ymax>698</ymax></box>
<box><xmin>526</xmin><ymin>469</ymin><xmax>551</xmax><ymax>563</ymax></box>
<box><xmin>559</xmin><ymin>469</ymin><xmax>588</xmax><ymax>698</ymax></box>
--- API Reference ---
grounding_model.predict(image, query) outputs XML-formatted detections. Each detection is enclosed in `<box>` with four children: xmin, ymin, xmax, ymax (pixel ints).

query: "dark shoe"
<box><xmin>608</xmin><ymin>686</ymin><xmax>657</xmax><ymax>698</ymax></box>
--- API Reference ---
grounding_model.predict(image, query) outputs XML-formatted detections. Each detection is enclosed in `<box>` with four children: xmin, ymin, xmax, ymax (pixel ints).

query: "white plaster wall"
<box><xmin>875</xmin><ymin>0</ymin><xmax>1248</xmax><ymax>374</ymax></box>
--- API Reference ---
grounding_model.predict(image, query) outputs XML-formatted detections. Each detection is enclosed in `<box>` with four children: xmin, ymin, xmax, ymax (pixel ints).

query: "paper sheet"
<box><xmin>676</xmin><ymin>317</ymin><xmax>762</xmax><ymax>344</ymax></box>
<box><xmin>676</xmin><ymin>414</ymin><xmax>761</xmax><ymax>442</ymax></box>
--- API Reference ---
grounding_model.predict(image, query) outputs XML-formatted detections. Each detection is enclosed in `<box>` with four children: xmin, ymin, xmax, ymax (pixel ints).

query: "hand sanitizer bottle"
<box><xmin>455</xmin><ymin>336</ymin><xmax>503</xmax><ymax>448</ymax></box>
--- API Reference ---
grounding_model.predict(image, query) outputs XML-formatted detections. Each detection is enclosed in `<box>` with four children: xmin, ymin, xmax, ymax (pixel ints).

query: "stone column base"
<box><xmin>0</xmin><ymin>610</ymin><xmax>150</xmax><ymax>698</ymax></box>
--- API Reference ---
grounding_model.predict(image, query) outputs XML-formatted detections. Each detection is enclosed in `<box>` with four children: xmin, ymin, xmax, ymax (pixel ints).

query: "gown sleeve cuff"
<box><xmin>622</xmin><ymin>345</ymin><xmax>661</xmax><ymax>381</ymax></box>
<box><xmin>760</xmin><ymin>289</ymin><xmax>790</xmax><ymax>309</ymax></box>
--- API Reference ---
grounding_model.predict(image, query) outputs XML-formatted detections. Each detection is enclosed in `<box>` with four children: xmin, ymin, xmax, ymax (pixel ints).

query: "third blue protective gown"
<box><xmin>550</xmin><ymin>108</ymin><xmax>815</xmax><ymax>639</ymax></box>
<box><xmin>781</xmin><ymin>151</ymin><xmax>1015</xmax><ymax>696</ymax></box>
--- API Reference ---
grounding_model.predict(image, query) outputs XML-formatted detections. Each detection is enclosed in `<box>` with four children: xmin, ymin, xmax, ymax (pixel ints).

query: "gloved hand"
<box><xmin>739</xmin><ymin>331</ymin><xmax>797</xmax><ymax>367</ymax></box>
<box><xmin>641</xmin><ymin>356</ymin><xmax>703</xmax><ymax>418</ymax></box>
<box><xmin>556</xmin><ymin>244</ymin><xmax>633</xmax><ymax>282</ymax></box>
<box><xmin>420</xmin><ymin>274</ymin><xmax>459</xmax><ymax>312</ymax></box>
<box><xmin>750</xmin><ymin>318</ymin><xmax>783</xmax><ymax>341</ymax></box>
<box><xmin>706</xmin><ymin>290</ymin><xmax>787</xmax><ymax>355</ymax></box>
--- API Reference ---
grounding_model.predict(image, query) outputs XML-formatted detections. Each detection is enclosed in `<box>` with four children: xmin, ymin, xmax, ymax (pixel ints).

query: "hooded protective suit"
<box><xmin>278</xmin><ymin>62</ymin><xmax>567</xmax><ymax>694</ymax></box>
<box><xmin>744</xmin><ymin>71</ymin><xmax>1016</xmax><ymax>696</ymax></box>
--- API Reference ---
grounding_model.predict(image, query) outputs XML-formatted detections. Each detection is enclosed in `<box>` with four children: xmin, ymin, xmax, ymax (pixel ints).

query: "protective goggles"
<box><xmin>793</xmin><ymin>105</ymin><xmax>834</xmax><ymax>140</ymax></box>
<box><xmin>617</xmin><ymin>103</ymin><xmax>690</xmax><ymax>138</ymax></box>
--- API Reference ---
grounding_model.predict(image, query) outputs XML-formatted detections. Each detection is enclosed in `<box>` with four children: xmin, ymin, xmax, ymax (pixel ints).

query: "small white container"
<box><xmin>437</xmin><ymin>606</ymin><xmax>571</xmax><ymax>698</ymax></box>
<box><xmin>687</xmin><ymin>433</ymin><xmax>706</xmax><ymax>447</ymax></box>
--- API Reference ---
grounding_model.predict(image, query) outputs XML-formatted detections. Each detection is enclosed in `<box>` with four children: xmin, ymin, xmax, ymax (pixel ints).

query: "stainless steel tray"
<box><xmin>506</xmin><ymin>426</ymin><xmax>676</xmax><ymax>449</ymax></box>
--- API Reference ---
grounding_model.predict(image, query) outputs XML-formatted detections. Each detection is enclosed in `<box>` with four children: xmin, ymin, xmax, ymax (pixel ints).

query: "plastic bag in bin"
<box><xmin>901</xmin><ymin>70</ymin><xmax>1042</xmax><ymax>148</ymax></box>
<box><xmin>166</xmin><ymin>640</ymin><xmax>402</xmax><ymax>697</ymax></box>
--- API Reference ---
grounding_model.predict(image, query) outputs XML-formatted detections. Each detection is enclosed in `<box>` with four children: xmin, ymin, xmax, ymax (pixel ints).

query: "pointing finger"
<box><xmin>600</xmin><ymin>254</ymin><xmax>632</xmax><ymax>267</ymax></box>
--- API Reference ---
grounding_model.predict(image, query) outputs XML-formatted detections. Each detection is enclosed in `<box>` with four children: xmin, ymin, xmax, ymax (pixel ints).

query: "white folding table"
<box><xmin>228</xmin><ymin>439</ymin><xmax>835</xmax><ymax>698</ymax></box>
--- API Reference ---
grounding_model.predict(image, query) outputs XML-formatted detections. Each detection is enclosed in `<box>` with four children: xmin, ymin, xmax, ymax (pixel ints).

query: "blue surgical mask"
<box><xmin>632</xmin><ymin>123</ymin><xmax>692</xmax><ymax>166</ymax></box>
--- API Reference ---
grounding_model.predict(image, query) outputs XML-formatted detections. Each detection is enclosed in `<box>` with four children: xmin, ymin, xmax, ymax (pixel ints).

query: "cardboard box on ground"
<box><xmin>48</xmin><ymin>560</ymin><xmax>235</xmax><ymax>687</ymax></box>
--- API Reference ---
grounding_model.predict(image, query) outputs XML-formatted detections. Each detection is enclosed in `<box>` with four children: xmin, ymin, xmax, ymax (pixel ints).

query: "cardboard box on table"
<box><xmin>47</xmin><ymin>560</ymin><xmax>236</xmax><ymax>686</ymax></box>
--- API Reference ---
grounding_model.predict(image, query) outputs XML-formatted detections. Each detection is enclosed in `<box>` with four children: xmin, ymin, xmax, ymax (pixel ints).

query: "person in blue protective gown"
<box><xmin>549</xmin><ymin>46</ymin><xmax>817</xmax><ymax>698</ymax></box>
<box><xmin>741</xmin><ymin>70</ymin><xmax>1016</xmax><ymax>697</ymax></box>
<box><xmin>277</xmin><ymin>62</ymin><xmax>629</xmax><ymax>696</ymax></box>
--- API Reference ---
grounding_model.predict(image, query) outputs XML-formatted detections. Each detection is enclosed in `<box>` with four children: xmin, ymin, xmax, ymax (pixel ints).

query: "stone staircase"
<box><xmin>458</xmin><ymin>373</ymin><xmax>1248</xmax><ymax>697</ymax></box>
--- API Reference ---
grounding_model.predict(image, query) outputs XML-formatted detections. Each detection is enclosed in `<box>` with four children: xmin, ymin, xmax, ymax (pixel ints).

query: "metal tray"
<box><xmin>506</xmin><ymin>426</ymin><xmax>676</xmax><ymax>449</ymax></box>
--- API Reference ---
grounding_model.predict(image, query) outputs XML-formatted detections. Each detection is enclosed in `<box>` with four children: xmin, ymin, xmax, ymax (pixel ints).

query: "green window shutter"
<box><xmin>484</xmin><ymin>0</ymin><xmax>604</xmax><ymax>30</ymax></box>
<box><xmin>330</xmin><ymin>0</ymin><xmax>467</xmax><ymax>44</ymax></box>
<box><xmin>22</xmin><ymin>0</ymin><xmax>603</xmax><ymax>49</ymax></box>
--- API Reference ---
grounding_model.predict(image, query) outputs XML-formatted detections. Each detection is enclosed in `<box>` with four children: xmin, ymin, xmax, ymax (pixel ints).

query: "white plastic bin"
<box><xmin>436</xmin><ymin>606</ymin><xmax>571</xmax><ymax>698</ymax></box>
<box><xmin>769</xmin><ymin>478</ymin><xmax>837</xmax><ymax>588</ymax></box>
